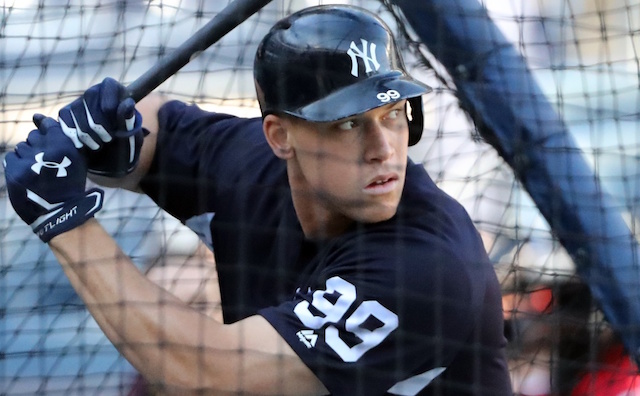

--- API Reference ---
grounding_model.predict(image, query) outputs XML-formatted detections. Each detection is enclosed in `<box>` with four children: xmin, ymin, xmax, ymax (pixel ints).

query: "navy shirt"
<box><xmin>140</xmin><ymin>101</ymin><xmax>512</xmax><ymax>396</ymax></box>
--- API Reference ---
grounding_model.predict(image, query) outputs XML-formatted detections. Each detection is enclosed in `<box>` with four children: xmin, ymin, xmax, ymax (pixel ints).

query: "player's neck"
<box><xmin>287</xmin><ymin>164</ymin><xmax>353</xmax><ymax>240</ymax></box>
<box><xmin>291</xmin><ymin>193</ymin><xmax>353</xmax><ymax>240</ymax></box>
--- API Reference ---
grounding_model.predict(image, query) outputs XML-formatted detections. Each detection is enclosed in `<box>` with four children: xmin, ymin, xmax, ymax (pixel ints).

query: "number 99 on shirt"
<box><xmin>294</xmin><ymin>276</ymin><xmax>399</xmax><ymax>362</ymax></box>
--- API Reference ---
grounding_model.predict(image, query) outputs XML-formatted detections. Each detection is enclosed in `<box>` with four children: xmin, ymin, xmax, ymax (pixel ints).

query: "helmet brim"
<box><xmin>284</xmin><ymin>72</ymin><xmax>432</xmax><ymax>123</ymax></box>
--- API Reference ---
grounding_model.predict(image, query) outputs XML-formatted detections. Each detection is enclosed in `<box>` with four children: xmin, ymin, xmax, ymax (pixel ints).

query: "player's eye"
<box><xmin>337</xmin><ymin>119</ymin><xmax>359</xmax><ymax>131</ymax></box>
<box><xmin>387</xmin><ymin>109</ymin><xmax>401</xmax><ymax>120</ymax></box>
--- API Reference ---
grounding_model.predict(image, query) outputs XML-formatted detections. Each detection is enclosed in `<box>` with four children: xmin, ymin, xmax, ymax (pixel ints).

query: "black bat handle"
<box><xmin>126</xmin><ymin>0</ymin><xmax>273</xmax><ymax>102</ymax></box>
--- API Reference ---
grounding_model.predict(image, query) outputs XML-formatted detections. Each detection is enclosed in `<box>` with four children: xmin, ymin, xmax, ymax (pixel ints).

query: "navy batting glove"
<box><xmin>58</xmin><ymin>77</ymin><xmax>144</xmax><ymax>177</ymax></box>
<box><xmin>4</xmin><ymin>114</ymin><xmax>104</xmax><ymax>242</ymax></box>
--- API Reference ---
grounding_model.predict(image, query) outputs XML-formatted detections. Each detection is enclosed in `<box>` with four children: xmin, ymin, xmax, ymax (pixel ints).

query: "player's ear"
<box><xmin>263</xmin><ymin>114</ymin><xmax>293</xmax><ymax>159</ymax></box>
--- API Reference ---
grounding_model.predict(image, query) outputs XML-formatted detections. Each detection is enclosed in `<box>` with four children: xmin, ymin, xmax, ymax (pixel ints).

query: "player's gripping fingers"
<box><xmin>93</xmin><ymin>78</ymin><xmax>142</xmax><ymax>138</ymax></box>
<box><xmin>25</xmin><ymin>114</ymin><xmax>46</xmax><ymax>139</ymax></box>
<box><xmin>114</xmin><ymin>97</ymin><xmax>142</xmax><ymax>138</ymax></box>
<box><xmin>92</xmin><ymin>77</ymin><xmax>141</xmax><ymax>138</ymax></box>
<box><xmin>18</xmin><ymin>119</ymin><xmax>49</xmax><ymax>159</ymax></box>
<box><xmin>34</xmin><ymin>113</ymin><xmax>63</xmax><ymax>135</ymax></box>
<box><xmin>58</xmin><ymin>77</ymin><xmax>126</xmax><ymax>151</ymax></box>
<box><xmin>15</xmin><ymin>115</ymin><xmax>66</xmax><ymax>163</ymax></box>
<box><xmin>14</xmin><ymin>133</ymin><xmax>42</xmax><ymax>158</ymax></box>
<box><xmin>59</xmin><ymin>96</ymin><xmax>101</xmax><ymax>150</ymax></box>
<box><xmin>32</xmin><ymin>113</ymin><xmax>46</xmax><ymax>130</ymax></box>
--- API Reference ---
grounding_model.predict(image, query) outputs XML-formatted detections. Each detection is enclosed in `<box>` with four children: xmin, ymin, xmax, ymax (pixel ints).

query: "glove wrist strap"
<box><xmin>31</xmin><ymin>188</ymin><xmax>104</xmax><ymax>242</ymax></box>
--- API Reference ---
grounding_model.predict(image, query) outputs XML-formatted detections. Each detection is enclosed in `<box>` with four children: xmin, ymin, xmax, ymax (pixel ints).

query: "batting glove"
<box><xmin>58</xmin><ymin>77</ymin><xmax>144</xmax><ymax>177</ymax></box>
<box><xmin>4</xmin><ymin>114</ymin><xmax>104</xmax><ymax>242</ymax></box>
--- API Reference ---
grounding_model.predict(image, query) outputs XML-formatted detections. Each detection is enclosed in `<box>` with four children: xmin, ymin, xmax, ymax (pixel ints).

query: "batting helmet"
<box><xmin>254</xmin><ymin>5</ymin><xmax>431</xmax><ymax>146</ymax></box>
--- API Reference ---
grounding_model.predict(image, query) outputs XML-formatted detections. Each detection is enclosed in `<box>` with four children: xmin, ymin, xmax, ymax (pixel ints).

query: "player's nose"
<box><xmin>363</xmin><ymin>121</ymin><xmax>394</xmax><ymax>163</ymax></box>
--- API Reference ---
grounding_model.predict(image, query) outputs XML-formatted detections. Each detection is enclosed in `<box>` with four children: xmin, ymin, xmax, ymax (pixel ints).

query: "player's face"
<box><xmin>286</xmin><ymin>100</ymin><xmax>409</xmax><ymax>226</ymax></box>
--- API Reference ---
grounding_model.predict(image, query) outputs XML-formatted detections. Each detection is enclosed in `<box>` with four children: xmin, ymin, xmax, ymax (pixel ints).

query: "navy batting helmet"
<box><xmin>254</xmin><ymin>5</ymin><xmax>431</xmax><ymax>146</ymax></box>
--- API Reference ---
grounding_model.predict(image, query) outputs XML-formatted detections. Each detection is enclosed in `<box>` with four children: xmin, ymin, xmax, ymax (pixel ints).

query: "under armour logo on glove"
<box><xmin>31</xmin><ymin>152</ymin><xmax>72</xmax><ymax>177</ymax></box>
<box><xmin>4</xmin><ymin>114</ymin><xmax>103</xmax><ymax>242</ymax></box>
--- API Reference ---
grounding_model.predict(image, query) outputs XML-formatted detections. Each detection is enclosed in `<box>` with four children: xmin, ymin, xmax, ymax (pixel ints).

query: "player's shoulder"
<box><xmin>402</xmin><ymin>161</ymin><xmax>471</xmax><ymax>217</ymax></box>
<box><xmin>157</xmin><ymin>100</ymin><xmax>263</xmax><ymax>136</ymax></box>
<box><xmin>399</xmin><ymin>161</ymin><xmax>485</xmax><ymax>253</ymax></box>
<box><xmin>329</xmin><ymin>217</ymin><xmax>484</xmax><ymax>294</ymax></box>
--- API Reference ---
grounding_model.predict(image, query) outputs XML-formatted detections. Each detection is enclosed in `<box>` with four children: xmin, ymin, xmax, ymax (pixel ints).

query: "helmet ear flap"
<box><xmin>407</xmin><ymin>96</ymin><xmax>424</xmax><ymax>146</ymax></box>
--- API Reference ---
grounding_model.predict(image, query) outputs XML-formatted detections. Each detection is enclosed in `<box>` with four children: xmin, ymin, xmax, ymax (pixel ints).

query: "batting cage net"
<box><xmin>1</xmin><ymin>0</ymin><xmax>639</xmax><ymax>394</ymax></box>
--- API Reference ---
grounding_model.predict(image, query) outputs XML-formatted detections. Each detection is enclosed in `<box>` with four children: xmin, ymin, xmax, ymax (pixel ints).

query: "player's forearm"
<box><xmin>48</xmin><ymin>220</ymin><xmax>325</xmax><ymax>395</ymax></box>
<box><xmin>49</xmin><ymin>219</ymin><xmax>234</xmax><ymax>389</ymax></box>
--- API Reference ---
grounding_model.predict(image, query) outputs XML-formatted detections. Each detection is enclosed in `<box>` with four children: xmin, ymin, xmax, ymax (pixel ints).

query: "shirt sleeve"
<box><xmin>259</xmin><ymin>230</ymin><xmax>488</xmax><ymax>396</ymax></box>
<box><xmin>139</xmin><ymin>100</ymin><xmax>272</xmax><ymax>222</ymax></box>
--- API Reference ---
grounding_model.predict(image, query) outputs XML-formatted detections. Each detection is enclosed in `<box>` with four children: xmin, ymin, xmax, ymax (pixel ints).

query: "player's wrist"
<box><xmin>48</xmin><ymin>216</ymin><xmax>102</xmax><ymax>244</ymax></box>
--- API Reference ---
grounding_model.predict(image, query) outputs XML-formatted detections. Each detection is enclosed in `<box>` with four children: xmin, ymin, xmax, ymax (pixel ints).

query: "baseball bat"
<box><xmin>126</xmin><ymin>0</ymin><xmax>273</xmax><ymax>102</ymax></box>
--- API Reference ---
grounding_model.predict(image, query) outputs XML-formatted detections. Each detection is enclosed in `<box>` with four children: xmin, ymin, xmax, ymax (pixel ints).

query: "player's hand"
<box><xmin>58</xmin><ymin>77</ymin><xmax>144</xmax><ymax>177</ymax></box>
<box><xmin>4</xmin><ymin>114</ymin><xmax>104</xmax><ymax>242</ymax></box>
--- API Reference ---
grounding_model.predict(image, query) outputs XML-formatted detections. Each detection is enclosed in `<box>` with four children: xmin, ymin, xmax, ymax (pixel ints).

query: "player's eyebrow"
<box><xmin>331</xmin><ymin>100</ymin><xmax>408</xmax><ymax>123</ymax></box>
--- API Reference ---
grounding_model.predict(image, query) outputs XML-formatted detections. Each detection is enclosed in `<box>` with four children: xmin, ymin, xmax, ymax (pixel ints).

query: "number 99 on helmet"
<box><xmin>253</xmin><ymin>5</ymin><xmax>432</xmax><ymax>146</ymax></box>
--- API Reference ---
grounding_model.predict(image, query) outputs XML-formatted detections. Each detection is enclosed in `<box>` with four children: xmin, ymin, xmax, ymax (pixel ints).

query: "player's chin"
<box><xmin>354</xmin><ymin>200</ymin><xmax>400</xmax><ymax>224</ymax></box>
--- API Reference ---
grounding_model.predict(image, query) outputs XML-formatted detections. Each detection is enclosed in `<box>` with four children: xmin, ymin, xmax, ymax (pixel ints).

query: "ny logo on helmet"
<box><xmin>347</xmin><ymin>39</ymin><xmax>380</xmax><ymax>77</ymax></box>
<box><xmin>31</xmin><ymin>152</ymin><xmax>72</xmax><ymax>177</ymax></box>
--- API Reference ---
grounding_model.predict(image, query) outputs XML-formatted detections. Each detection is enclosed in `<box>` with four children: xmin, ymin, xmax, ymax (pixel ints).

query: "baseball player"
<box><xmin>4</xmin><ymin>5</ymin><xmax>512</xmax><ymax>395</ymax></box>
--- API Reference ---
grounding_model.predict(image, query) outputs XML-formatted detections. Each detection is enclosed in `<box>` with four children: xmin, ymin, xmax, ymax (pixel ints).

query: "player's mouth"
<box><xmin>364</xmin><ymin>174</ymin><xmax>399</xmax><ymax>195</ymax></box>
